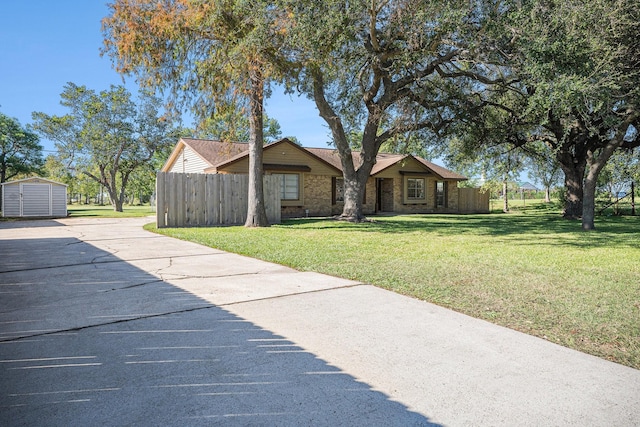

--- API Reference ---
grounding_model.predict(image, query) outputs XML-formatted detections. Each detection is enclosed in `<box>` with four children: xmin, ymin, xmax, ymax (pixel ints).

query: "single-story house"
<box><xmin>1</xmin><ymin>177</ymin><xmax>68</xmax><ymax>218</ymax></box>
<box><xmin>162</xmin><ymin>137</ymin><xmax>488</xmax><ymax>217</ymax></box>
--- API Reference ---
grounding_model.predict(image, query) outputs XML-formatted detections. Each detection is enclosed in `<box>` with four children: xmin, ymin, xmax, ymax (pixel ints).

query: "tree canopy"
<box><xmin>278</xmin><ymin>0</ymin><xmax>508</xmax><ymax>221</ymax></box>
<box><xmin>103</xmin><ymin>0</ymin><xmax>293</xmax><ymax>226</ymax></box>
<box><xmin>32</xmin><ymin>83</ymin><xmax>177</xmax><ymax>212</ymax></box>
<box><xmin>452</xmin><ymin>0</ymin><xmax>640</xmax><ymax>229</ymax></box>
<box><xmin>103</xmin><ymin>0</ymin><xmax>639</xmax><ymax>228</ymax></box>
<box><xmin>0</xmin><ymin>112</ymin><xmax>44</xmax><ymax>184</ymax></box>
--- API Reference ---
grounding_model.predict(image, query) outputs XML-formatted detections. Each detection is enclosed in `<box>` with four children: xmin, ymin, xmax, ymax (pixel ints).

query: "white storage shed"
<box><xmin>1</xmin><ymin>177</ymin><xmax>67</xmax><ymax>218</ymax></box>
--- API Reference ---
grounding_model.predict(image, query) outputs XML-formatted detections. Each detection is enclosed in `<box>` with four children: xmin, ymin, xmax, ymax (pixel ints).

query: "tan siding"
<box><xmin>168</xmin><ymin>147</ymin><xmax>210</xmax><ymax>173</ymax></box>
<box><xmin>221</xmin><ymin>157</ymin><xmax>250</xmax><ymax>174</ymax></box>
<box><xmin>220</xmin><ymin>143</ymin><xmax>339</xmax><ymax>176</ymax></box>
<box><xmin>264</xmin><ymin>145</ymin><xmax>338</xmax><ymax>175</ymax></box>
<box><xmin>374</xmin><ymin>157</ymin><xmax>432</xmax><ymax>178</ymax></box>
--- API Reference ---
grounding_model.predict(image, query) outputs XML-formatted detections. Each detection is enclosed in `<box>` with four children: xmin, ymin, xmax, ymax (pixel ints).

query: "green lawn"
<box><xmin>146</xmin><ymin>210</ymin><xmax>640</xmax><ymax>369</ymax></box>
<box><xmin>67</xmin><ymin>204</ymin><xmax>155</xmax><ymax>218</ymax></box>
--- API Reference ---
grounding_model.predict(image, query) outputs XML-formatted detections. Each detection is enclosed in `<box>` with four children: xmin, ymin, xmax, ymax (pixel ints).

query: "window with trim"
<box><xmin>274</xmin><ymin>173</ymin><xmax>300</xmax><ymax>200</ymax></box>
<box><xmin>407</xmin><ymin>178</ymin><xmax>426</xmax><ymax>200</ymax></box>
<box><xmin>436</xmin><ymin>181</ymin><xmax>447</xmax><ymax>207</ymax></box>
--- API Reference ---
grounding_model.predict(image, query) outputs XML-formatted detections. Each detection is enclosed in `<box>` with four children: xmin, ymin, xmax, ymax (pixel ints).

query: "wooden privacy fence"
<box><xmin>156</xmin><ymin>172</ymin><xmax>281</xmax><ymax>227</ymax></box>
<box><xmin>458</xmin><ymin>187</ymin><xmax>490</xmax><ymax>213</ymax></box>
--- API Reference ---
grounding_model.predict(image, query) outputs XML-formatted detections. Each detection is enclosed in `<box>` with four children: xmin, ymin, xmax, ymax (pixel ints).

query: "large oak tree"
<box><xmin>453</xmin><ymin>0</ymin><xmax>640</xmax><ymax>230</ymax></box>
<box><xmin>280</xmin><ymin>0</ymin><xmax>507</xmax><ymax>221</ymax></box>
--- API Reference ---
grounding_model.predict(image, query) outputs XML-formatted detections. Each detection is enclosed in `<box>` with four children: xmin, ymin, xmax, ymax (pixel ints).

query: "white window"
<box><xmin>274</xmin><ymin>173</ymin><xmax>300</xmax><ymax>200</ymax></box>
<box><xmin>407</xmin><ymin>178</ymin><xmax>425</xmax><ymax>200</ymax></box>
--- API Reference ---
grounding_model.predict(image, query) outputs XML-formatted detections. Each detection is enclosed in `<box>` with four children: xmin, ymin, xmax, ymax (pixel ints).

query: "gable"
<box><xmin>164</xmin><ymin>145</ymin><xmax>212</xmax><ymax>173</ymax></box>
<box><xmin>161</xmin><ymin>137</ymin><xmax>466</xmax><ymax>180</ymax></box>
<box><xmin>372</xmin><ymin>155</ymin><xmax>435</xmax><ymax>178</ymax></box>
<box><xmin>214</xmin><ymin>139</ymin><xmax>341</xmax><ymax>175</ymax></box>
<box><xmin>162</xmin><ymin>138</ymin><xmax>248</xmax><ymax>173</ymax></box>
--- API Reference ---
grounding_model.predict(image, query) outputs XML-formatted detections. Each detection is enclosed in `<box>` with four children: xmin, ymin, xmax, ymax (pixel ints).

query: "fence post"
<box><xmin>156</xmin><ymin>172</ymin><xmax>166</xmax><ymax>227</ymax></box>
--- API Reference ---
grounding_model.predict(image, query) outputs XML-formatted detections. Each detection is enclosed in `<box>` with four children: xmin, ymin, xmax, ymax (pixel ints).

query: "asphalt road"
<box><xmin>1</xmin><ymin>217</ymin><xmax>639</xmax><ymax>426</ymax></box>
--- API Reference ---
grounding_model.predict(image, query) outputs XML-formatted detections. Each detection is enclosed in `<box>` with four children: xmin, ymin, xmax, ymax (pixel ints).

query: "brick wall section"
<box><xmin>286</xmin><ymin>174</ymin><xmax>466</xmax><ymax>218</ymax></box>
<box><xmin>282</xmin><ymin>174</ymin><xmax>333</xmax><ymax>218</ymax></box>
<box><xmin>393</xmin><ymin>177</ymin><xmax>460</xmax><ymax>214</ymax></box>
<box><xmin>305</xmin><ymin>175</ymin><xmax>333</xmax><ymax>216</ymax></box>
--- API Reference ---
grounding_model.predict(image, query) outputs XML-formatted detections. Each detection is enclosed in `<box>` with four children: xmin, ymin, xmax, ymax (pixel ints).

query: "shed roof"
<box><xmin>1</xmin><ymin>176</ymin><xmax>67</xmax><ymax>187</ymax></box>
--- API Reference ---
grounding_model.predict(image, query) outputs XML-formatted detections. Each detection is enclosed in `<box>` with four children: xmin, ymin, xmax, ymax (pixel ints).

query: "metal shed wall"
<box><xmin>2</xmin><ymin>184</ymin><xmax>21</xmax><ymax>216</ymax></box>
<box><xmin>1</xmin><ymin>177</ymin><xmax>68</xmax><ymax>218</ymax></box>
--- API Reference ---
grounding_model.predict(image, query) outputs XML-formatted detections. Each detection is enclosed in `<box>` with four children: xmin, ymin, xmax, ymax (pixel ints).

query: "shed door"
<box><xmin>21</xmin><ymin>183</ymin><xmax>51</xmax><ymax>216</ymax></box>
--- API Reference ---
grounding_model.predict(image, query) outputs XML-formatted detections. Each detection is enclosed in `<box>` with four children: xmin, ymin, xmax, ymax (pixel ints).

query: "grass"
<box><xmin>0</xmin><ymin>204</ymin><xmax>154</xmax><ymax>220</ymax></box>
<box><xmin>67</xmin><ymin>204</ymin><xmax>155</xmax><ymax>218</ymax></box>
<box><xmin>146</xmin><ymin>206</ymin><xmax>640</xmax><ymax>370</ymax></box>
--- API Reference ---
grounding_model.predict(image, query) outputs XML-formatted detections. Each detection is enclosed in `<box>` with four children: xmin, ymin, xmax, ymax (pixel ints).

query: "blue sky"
<box><xmin>0</xmin><ymin>1</ymin><xmax>332</xmax><ymax>154</ymax></box>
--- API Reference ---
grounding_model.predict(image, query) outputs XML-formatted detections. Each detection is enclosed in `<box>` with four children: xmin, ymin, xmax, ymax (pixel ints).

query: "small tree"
<box><xmin>525</xmin><ymin>143</ymin><xmax>562</xmax><ymax>203</ymax></box>
<box><xmin>598</xmin><ymin>148</ymin><xmax>639</xmax><ymax>213</ymax></box>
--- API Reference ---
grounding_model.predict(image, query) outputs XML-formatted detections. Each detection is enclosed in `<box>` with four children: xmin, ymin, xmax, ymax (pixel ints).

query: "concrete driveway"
<box><xmin>1</xmin><ymin>217</ymin><xmax>639</xmax><ymax>426</ymax></box>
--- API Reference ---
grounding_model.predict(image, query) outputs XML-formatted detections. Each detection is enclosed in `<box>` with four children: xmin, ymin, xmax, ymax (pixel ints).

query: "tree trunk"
<box><xmin>244</xmin><ymin>67</ymin><xmax>269</xmax><ymax>227</ymax></box>
<box><xmin>312</xmin><ymin>70</ymin><xmax>374</xmax><ymax>222</ymax></box>
<box><xmin>559</xmin><ymin>161</ymin><xmax>585</xmax><ymax>219</ymax></box>
<box><xmin>582</xmin><ymin>172</ymin><xmax>597</xmax><ymax>230</ymax></box>
<box><xmin>337</xmin><ymin>168</ymin><xmax>369</xmax><ymax>222</ymax></box>
<box><xmin>544</xmin><ymin>186</ymin><xmax>551</xmax><ymax>203</ymax></box>
<box><xmin>582</xmin><ymin>137</ymin><xmax>622</xmax><ymax>230</ymax></box>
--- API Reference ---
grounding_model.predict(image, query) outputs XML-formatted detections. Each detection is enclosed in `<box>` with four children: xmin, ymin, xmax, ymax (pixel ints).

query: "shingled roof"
<box><xmin>180</xmin><ymin>138</ymin><xmax>248</xmax><ymax>167</ymax></box>
<box><xmin>305</xmin><ymin>147</ymin><xmax>467</xmax><ymax>180</ymax></box>
<box><xmin>166</xmin><ymin>138</ymin><xmax>466</xmax><ymax>180</ymax></box>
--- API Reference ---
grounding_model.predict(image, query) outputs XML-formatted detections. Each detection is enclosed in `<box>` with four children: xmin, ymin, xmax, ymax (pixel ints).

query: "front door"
<box><xmin>376</xmin><ymin>179</ymin><xmax>394</xmax><ymax>212</ymax></box>
<box><xmin>21</xmin><ymin>183</ymin><xmax>51</xmax><ymax>216</ymax></box>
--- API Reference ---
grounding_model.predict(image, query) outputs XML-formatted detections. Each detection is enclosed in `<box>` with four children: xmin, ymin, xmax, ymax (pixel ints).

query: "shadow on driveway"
<box><xmin>0</xmin><ymin>235</ymin><xmax>439</xmax><ymax>426</ymax></box>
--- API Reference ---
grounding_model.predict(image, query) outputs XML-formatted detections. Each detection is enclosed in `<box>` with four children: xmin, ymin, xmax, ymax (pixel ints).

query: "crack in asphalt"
<box><xmin>102</xmin><ymin>279</ymin><xmax>166</xmax><ymax>292</ymax></box>
<box><xmin>0</xmin><ymin>253</ymin><xmax>219</xmax><ymax>274</ymax></box>
<box><xmin>0</xmin><ymin>304</ymin><xmax>217</xmax><ymax>343</ymax></box>
<box><xmin>0</xmin><ymin>282</ymin><xmax>368</xmax><ymax>343</ymax></box>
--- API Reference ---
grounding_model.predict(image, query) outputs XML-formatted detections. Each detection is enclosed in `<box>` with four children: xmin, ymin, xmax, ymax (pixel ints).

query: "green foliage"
<box><xmin>443</xmin><ymin>0</ymin><xmax>640</xmax><ymax>226</ymax></box>
<box><xmin>194</xmin><ymin>109</ymin><xmax>282</xmax><ymax>143</ymax></box>
<box><xmin>102</xmin><ymin>0</ymin><xmax>291</xmax><ymax>123</ymax></box>
<box><xmin>277</xmin><ymin>0</ymin><xmax>511</xmax><ymax>219</ymax></box>
<box><xmin>0</xmin><ymin>112</ymin><xmax>44</xmax><ymax>182</ymax></box>
<box><xmin>103</xmin><ymin>0</ymin><xmax>297</xmax><ymax>226</ymax></box>
<box><xmin>32</xmin><ymin>83</ymin><xmax>178</xmax><ymax>211</ymax></box>
<box><xmin>598</xmin><ymin>149</ymin><xmax>639</xmax><ymax>197</ymax></box>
